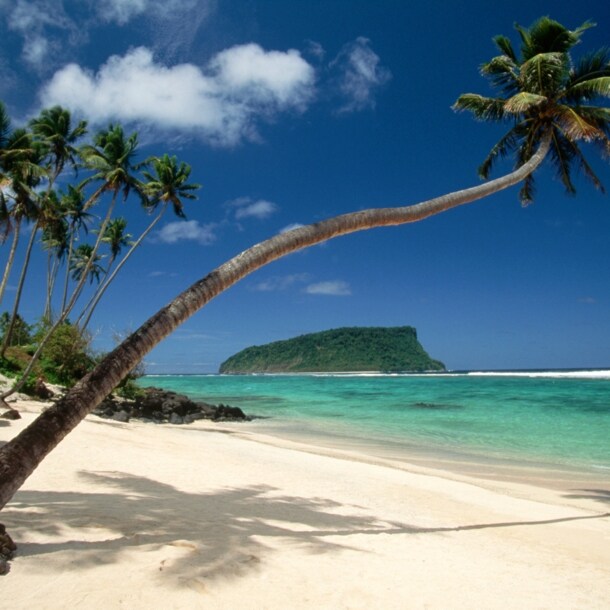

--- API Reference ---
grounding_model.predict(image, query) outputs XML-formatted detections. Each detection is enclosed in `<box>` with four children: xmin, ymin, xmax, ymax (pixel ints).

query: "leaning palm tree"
<box><xmin>0</xmin><ymin>17</ymin><xmax>608</xmax><ymax>515</ymax></box>
<box><xmin>453</xmin><ymin>16</ymin><xmax>610</xmax><ymax>202</ymax></box>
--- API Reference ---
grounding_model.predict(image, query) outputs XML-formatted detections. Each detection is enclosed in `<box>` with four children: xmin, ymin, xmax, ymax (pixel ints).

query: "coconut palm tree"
<box><xmin>30</xmin><ymin>105</ymin><xmax>87</xmax><ymax>183</ymax></box>
<box><xmin>0</xmin><ymin>16</ymin><xmax>608</xmax><ymax>515</ymax></box>
<box><xmin>78</xmin><ymin>154</ymin><xmax>199</xmax><ymax>330</ymax></box>
<box><xmin>76</xmin><ymin>217</ymin><xmax>133</xmax><ymax>328</ymax></box>
<box><xmin>0</xmin><ymin>127</ymin><xmax>45</xmax><ymax>309</ymax></box>
<box><xmin>453</xmin><ymin>16</ymin><xmax>610</xmax><ymax>203</ymax></box>
<box><xmin>59</xmin><ymin>185</ymin><xmax>93</xmax><ymax>312</ymax></box>
<box><xmin>0</xmin><ymin>125</ymin><xmax>145</xmax><ymax>399</ymax></box>
<box><xmin>69</xmin><ymin>243</ymin><xmax>105</xmax><ymax>286</ymax></box>
<box><xmin>0</xmin><ymin>130</ymin><xmax>46</xmax><ymax>357</ymax></box>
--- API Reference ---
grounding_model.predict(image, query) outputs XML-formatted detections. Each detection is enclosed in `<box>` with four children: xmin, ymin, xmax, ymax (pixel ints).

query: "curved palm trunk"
<box><xmin>78</xmin><ymin>204</ymin><xmax>168</xmax><ymax>330</ymax></box>
<box><xmin>0</xmin><ymin>135</ymin><xmax>551</xmax><ymax>510</ymax></box>
<box><xmin>0</xmin><ymin>220</ymin><xmax>39</xmax><ymax>358</ymax></box>
<box><xmin>0</xmin><ymin>220</ymin><xmax>21</xmax><ymax>308</ymax></box>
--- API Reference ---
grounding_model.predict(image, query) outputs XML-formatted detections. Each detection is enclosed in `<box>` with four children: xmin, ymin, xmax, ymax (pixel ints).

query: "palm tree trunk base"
<box><xmin>0</xmin><ymin>523</ymin><xmax>17</xmax><ymax>575</ymax></box>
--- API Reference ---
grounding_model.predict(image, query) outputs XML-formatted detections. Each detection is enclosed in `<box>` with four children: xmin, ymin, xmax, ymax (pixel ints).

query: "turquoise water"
<box><xmin>139</xmin><ymin>372</ymin><xmax>610</xmax><ymax>477</ymax></box>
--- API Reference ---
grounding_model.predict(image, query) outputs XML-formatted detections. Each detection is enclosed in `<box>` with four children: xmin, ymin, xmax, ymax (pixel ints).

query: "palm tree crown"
<box><xmin>142</xmin><ymin>154</ymin><xmax>200</xmax><ymax>218</ymax></box>
<box><xmin>29</xmin><ymin>106</ymin><xmax>87</xmax><ymax>181</ymax></box>
<box><xmin>454</xmin><ymin>16</ymin><xmax>610</xmax><ymax>203</ymax></box>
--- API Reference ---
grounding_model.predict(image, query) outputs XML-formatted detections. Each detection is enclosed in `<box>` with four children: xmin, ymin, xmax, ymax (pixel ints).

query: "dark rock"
<box><xmin>91</xmin><ymin>387</ymin><xmax>250</xmax><ymax>425</ymax></box>
<box><xmin>169</xmin><ymin>413</ymin><xmax>184</xmax><ymax>425</ymax></box>
<box><xmin>213</xmin><ymin>404</ymin><xmax>248</xmax><ymax>421</ymax></box>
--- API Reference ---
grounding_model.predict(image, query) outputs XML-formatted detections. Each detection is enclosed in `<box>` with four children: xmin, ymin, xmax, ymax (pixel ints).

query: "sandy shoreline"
<box><xmin>1</xmin><ymin>398</ymin><xmax>609</xmax><ymax>608</ymax></box>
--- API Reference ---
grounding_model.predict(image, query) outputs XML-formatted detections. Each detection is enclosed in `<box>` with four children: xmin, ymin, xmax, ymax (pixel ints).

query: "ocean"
<box><xmin>138</xmin><ymin>371</ymin><xmax>610</xmax><ymax>486</ymax></box>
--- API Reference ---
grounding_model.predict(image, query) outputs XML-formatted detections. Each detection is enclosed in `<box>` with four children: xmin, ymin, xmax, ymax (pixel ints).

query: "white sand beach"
<box><xmin>1</xmin><ymin>397</ymin><xmax>609</xmax><ymax>609</ymax></box>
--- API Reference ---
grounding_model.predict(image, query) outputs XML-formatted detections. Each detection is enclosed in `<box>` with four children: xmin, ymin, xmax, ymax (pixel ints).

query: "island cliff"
<box><xmin>219</xmin><ymin>326</ymin><xmax>445</xmax><ymax>373</ymax></box>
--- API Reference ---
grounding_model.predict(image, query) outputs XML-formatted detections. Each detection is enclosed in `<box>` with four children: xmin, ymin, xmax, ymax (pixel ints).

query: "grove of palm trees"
<box><xmin>0</xmin><ymin>14</ymin><xmax>608</xmax><ymax>553</ymax></box>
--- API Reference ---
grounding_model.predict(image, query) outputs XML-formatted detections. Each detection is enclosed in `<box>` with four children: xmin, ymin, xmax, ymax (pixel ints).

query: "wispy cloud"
<box><xmin>6</xmin><ymin>0</ymin><xmax>214</xmax><ymax>69</ymax></box>
<box><xmin>251</xmin><ymin>273</ymin><xmax>312</xmax><ymax>292</ymax></box>
<box><xmin>153</xmin><ymin>220</ymin><xmax>217</xmax><ymax>245</ymax></box>
<box><xmin>40</xmin><ymin>44</ymin><xmax>316</xmax><ymax>146</ymax></box>
<box><xmin>578</xmin><ymin>296</ymin><xmax>597</xmax><ymax>304</ymax></box>
<box><xmin>304</xmin><ymin>280</ymin><xmax>352</xmax><ymax>296</ymax></box>
<box><xmin>330</xmin><ymin>37</ymin><xmax>391</xmax><ymax>113</ymax></box>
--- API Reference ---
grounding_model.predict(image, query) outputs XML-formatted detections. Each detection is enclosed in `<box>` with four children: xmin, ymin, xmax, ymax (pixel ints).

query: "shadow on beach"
<box><xmin>2</xmin><ymin>471</ymin><xmax>609</xmax><ymax>586</ymax></box>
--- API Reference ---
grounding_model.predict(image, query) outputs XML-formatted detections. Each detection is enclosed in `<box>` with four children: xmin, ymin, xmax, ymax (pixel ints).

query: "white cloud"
<box><xmin>40</xmin><ymin>45</ymin><xmax>316</xmax><ymax>146</ymax></box>
<box><xmin>232</xmin><ymin>198</ymin><xmax>278</xmax><ymax>220</ymax></box>
<box><xmin>304</xmin><ymin>280</ymin><xmax>352</xmax><ymax>296</ymax></box>
<box><xmin>154</xmin><ymin>220</ymin><xmax>217</xmax><ymax>245</ymax></box>
<box><xmin>331</xmin><ymin>37</ymin><xmax>391</xmax><ymax>113</ymax></box>
<box><xmin>252</xmin><ymin>273</ymin><xmax>312</xmax><ymax>292</ymax></box>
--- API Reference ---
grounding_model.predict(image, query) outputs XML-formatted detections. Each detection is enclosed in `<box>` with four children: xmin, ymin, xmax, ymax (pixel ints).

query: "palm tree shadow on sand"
<box><xmin>4</xmin><ymin>472</ymin><xmax>403</xmax><ymax>583</ymax></box>
<box><xmin>3</xmin><ymin>471</ymin><xmax>609</xmax><ymax>586</ymax></box>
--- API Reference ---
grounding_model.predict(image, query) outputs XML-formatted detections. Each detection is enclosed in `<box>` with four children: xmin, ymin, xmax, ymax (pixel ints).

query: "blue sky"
<box><xmin>1</xmin><ymin>0</ymin><xmax>609</xmax><ymax>373</ymax></box>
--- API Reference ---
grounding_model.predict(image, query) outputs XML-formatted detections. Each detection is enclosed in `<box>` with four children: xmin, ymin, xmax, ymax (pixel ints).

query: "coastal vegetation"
<box><xmin>0</xmin><ymin>15</ymin><xmax>608</xmax><ymax>524</ymax></box>
<box><xmin>219</xmin><ymin>326</ymin><xmax>445</xmax><ymax>373</ymax></box>
<box><xmin>0</xmin><ymin>107</ymin><xmax>200</xmax><ymax>399</ymax></box>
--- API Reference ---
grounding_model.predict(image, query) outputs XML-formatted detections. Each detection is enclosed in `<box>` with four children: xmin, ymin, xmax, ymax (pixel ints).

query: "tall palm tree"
<box><xmin>29</xmin><ymin>105</ymin><xmax>87</xmax><ymax>183</ymax></box>
<box><xmin>77</xmin><ymin>217</ymin><xmax>133</xmax><ymax>328</ymax></box>
<box><xmin>0</xmin><ymin>124</ymin><xmax>146</xmax><ymax>398</ymax></box>
<box><xmin>0</xmin><ymin>130</ymin><xmax>46</xmax><ymax>356</ymax></box>
<box><xmin>0</xmin><ymin>17</ymin><xmax>608</xmax><ymax>513</ymax></box>
<box><xmin>0</xmin><ymin>127</ymin><xmax>45</xmax><ymax>309</ymax></box>
<box><xmin>78</xmin><ymin>154</ymin><xmax>199</xmax><ymax>330</ymax></box>
<box><xmin>59</xmin><ymin>185</ymin><xmax>93</xmax><ymax>312</ymax></box>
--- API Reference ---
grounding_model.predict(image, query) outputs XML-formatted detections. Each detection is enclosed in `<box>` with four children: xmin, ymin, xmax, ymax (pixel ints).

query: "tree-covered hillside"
<box><xmin>219</xmin><ymin>327</ymin><xmax>445</xmax><ymax>373</ymax></box>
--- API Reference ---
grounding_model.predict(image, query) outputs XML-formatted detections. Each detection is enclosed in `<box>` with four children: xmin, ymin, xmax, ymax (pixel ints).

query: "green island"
<box><xmin>219</xmin><ymin>326</ymin><xmax>445</xmax><ymax>373</ymax></box>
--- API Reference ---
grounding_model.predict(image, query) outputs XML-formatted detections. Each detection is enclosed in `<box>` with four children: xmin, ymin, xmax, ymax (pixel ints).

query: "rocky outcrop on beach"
<box><xmin>92</xmin><ymin>387</ymin><xmax>250</xmax><ymax>425</ymax></box>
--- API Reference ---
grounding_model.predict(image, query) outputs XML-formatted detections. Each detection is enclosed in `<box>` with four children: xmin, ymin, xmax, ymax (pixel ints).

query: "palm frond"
<box><xmin>492</xmin><ymin>35</ymin><xmax>517</xmax><ymax>62</ymax></box>
<box><xmin>554</xmin><ymin>105</ymin><xmax>604</xmax><ymax>141</ymax></box>
<box><xmin>481</xmin><ymin>55</ymin><xmax>520</xmax><ymax>94</ymax></box>
<box><xmin>503</xmin><ymin>92</ymin><xmax>547</xmax><ymax>114</ymax></box>
<box><xmin>519</xmin><ymin>17</ymin><xmax>593</xmax><ymax>61</ymax></box>
<box><xmin>452</xmin><ymin>94</ymin><xmax>508</xmax><ymax>121</ymax></box>
<box><xmin>549</xmin><ymin>128</ymin><xmax>577</xmax><ymax>195</ymax></box>
<box><xmin>566</xmin><ymin>76</ymin><xmax>610</xmax><ymax>102</ymax></box>
<box><xmin>477</xmin><ymin>123</ymin><xmax>525</xmax><ymax>179</ymax></box>
<box><xmin>520</xmin><ymin>52</ymin><xmax>568</xmax><ymax>95</ymax></box>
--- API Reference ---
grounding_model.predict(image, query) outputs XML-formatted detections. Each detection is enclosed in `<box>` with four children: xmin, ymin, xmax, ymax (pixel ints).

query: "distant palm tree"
<box><xmin>77</xmin><ymin>217</ymin><xmax>133</xmax><ymax>328</ymax></box>
<box><xmin>59</xmin><ymin>185</ymin><xmax>93</xmax><ymax>312</ymax></box>
<box><xmin>0</xmin><ymin>17</ymin><xmax>608</xmax><ymax>512</ymax></box>
<box><xmin>69</xmin><ymin>243</ymin><xmax>105</xmax><ymax>285</ymax></box>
